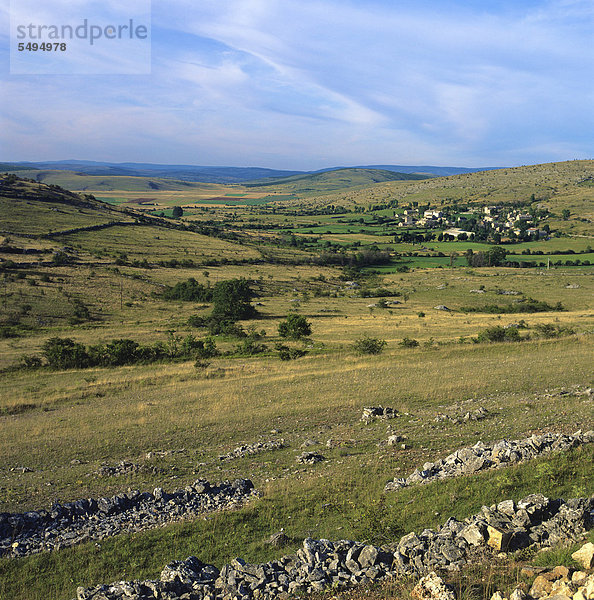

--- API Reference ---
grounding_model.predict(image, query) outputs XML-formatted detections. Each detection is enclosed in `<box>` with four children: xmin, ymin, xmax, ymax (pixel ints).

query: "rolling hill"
<box><xmin>244</xmin><ymin>167</ymin><xmax>431</xmax><ymax>193</ymax></box>
<box><xmin>5</xmin><ymin>160</ymin><xmax>499</xmax><ymax>183</ymax></box>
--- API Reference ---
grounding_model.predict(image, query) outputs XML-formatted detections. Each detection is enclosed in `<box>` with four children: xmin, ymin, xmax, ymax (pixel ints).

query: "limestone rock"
<box><xmin>411</xmin><ymin>571</ymin><xmax>456</xmax><ymax>600</ymax></box>
<box><xmin>572</xmin><ymin>543</ymin><xmax>594</xmax><ymax>569</ymax></box>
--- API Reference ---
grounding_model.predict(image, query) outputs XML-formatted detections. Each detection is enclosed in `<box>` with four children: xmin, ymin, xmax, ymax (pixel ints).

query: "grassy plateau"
<box><xmin>0</xmin><ymin>162</ymin><xmax>592</xmax><ymax>600</ymax></box>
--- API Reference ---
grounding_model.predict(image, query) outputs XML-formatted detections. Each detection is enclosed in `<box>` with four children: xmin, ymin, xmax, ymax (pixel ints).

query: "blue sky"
<box><xmin>1</xmin><ymin>0</ymin><xmax>593</xmax><ymax>170</ymax></box>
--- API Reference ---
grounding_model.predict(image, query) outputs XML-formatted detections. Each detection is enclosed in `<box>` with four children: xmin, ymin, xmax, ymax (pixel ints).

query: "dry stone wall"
<box><xmin>385</xmin><ymin>431</ymin><xmax>594</xmax><ymax>491</ymax></box>
<box><xmin>74</xmin><ymin>493</ymin><xmax>594</xmax><ymax>600</ymax></box>
<box><xmin>0</xmin><ymin>478</ymin><xmax>257</xmax><ymax>558</ymax></box>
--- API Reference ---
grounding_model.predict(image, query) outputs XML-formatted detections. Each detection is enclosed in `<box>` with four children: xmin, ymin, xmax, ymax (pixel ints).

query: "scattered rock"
<box><xmin>434</xmin><ymin>305</ymin><xmax>450</xmax><ymax>311</ymax></box>
<box><xmin>219</xmin><ymin>440</ymin><xmax>285</xmax><ymax>461</ymax></box>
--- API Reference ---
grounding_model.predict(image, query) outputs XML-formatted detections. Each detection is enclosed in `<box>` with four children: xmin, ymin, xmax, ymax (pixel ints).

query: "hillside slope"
<box><xmin>245</xmin><ymin>167</ymin><xmax>430</xmax><ymax>193</ymax></box>
<box><xmin>3</xmin><ymin>170</ymin><xmax>234</xmax><ymax>192</ymax></box>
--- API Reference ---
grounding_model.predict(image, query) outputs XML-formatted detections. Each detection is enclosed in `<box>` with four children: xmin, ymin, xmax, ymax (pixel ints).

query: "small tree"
<box><xmin>172</xmin><ymin>206</ymin><xmax>183</xmax><ymax>218</ymax></box>
<box><xmin>211</xmin><ymin>279</ymin><xmax>257</xmax><ymax>321</ymax></box>
<box><xmin>278</xmin><ymin>314</ymin><xmax>312</xmax><ymax>339</ymax></box>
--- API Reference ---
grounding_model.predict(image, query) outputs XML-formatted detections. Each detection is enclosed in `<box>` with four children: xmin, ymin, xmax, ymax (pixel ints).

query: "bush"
<box><xmin>353</xmin><ymin>335</ymin><xmax>387</xmax><ymax>355</ymax></box>
<box><xmin>476</xmin><ymin>326</ymin><xmax>522</xmax><ymax>343</ymax></box>
<box><xmin>534</xmin><ymin>323</ymin><xmax>575</xmax><ymax>338</ymax></box>
<box><xmin>399</xmin><ymin>337</ymin><xmax>419</xmax><ymax>348</ymax></box>
<box><xmin>275</xmin><ymin>343</ymin><xmax>307</xmax><ymax>360</ymax></box>
<box><xmin>42</xmin><ymin>337</ymin><xmax>90</xmax><ymax>369</ymax></box>
<box><xmin>193</xmin><ymin>337</ymin><xmax>218</xmax><ymax>358</ymax></box>
<box><xmin>278</xmin><ymin>314</ymin><xmax>312</xmax><ymax>339</ymax></box>
<box><xmin>162</xmin><ymin>278</ymin><xmax>212</xmax><ymax>302</ymax></box>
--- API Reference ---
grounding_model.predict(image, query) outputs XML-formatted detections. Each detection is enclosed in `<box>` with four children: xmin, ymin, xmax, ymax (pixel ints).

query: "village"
<box><xmin>397</xmin><ymin>203</ymin><xmax>550</xmax><ymax>243</ymax></box>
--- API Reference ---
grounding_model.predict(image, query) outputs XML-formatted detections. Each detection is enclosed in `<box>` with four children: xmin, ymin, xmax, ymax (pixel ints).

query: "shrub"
<box><xmin>353</xmin><ymin>335</ymin><xmax>387</xmax><ymax>355</ymax></box>
<box><xmin>534</xmin><ymin>323</ymin><xmax>575</xmax><ymax>338</ymax></box>
<box><xmin>188</xmin><ymin>315</ymin><xmax>208</xmax><ymax>327</ymax></box>
<box><xmin>399</xmin><ymin>337</ymin><xmax>419</xmax><ymax>348</ymax></box>
<box><xmin>275</xmin><ymin>343</ymin><xmax>307</xmax><ymax>360</ymax></box>
<box><xmin>278</xmin><ymin>314</ymin><xmax>312</xmax><ymax>339</ymax></box>
<box><xmin>162</xmin><ymin>278</ymin><xmax>212</xmax><ymax>302</ymax></box>
<box><xmin>476</xmin><ymin>326</ymin><xmax>522</xmax><ymax>343</ymax></box>
<box><xmin>42</xmin><ymin>337</ymin><xmax>90</xmax><ymax>369</ymax></box>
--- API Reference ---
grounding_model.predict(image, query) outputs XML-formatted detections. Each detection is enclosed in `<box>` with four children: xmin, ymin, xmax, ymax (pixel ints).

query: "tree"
<box><xmin>172</xmin><ymin>206</ymin><xmax>183</xmax><ymax>218</ymax></box>
<box><xmin>486</xmin><ymin>246</ymin><xmax>507</xmax><ymax>266</ymax></box>
<box><xmin>561</xmin><ymin>209</ymin><xmax>570</xmax><ymax>221</ymax></box>
<box><xmin>211</xmin><ymin>279</ymin><xmax>257</xmax><ymax>321</ymax></box>
<box><xmin>278</xmin><ymin>314</ymin><xmax>312</xmax><ymax>339</ymax></box>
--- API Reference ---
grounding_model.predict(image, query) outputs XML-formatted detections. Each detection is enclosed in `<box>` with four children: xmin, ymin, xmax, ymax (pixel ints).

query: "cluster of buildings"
<box><xmin>397</xmin><ymin>205</ymin><xmax>547</xmax><ymax>240</ymax></box>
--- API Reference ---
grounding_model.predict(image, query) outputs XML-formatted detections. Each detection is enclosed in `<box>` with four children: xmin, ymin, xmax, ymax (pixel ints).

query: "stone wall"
<box><xmin>0</xmin><ymin>478</ymin><xmax>257</xmax><ymax>558</ymax></box>
<box><xmin>74</xmin><ymin>493</ymin><xmax>594</xmax><ymax>600</ymax></box>
<box><xmin>385</xmin><ymin>431</ymin><xmax>594</xmax><ymax>491</ymax></box>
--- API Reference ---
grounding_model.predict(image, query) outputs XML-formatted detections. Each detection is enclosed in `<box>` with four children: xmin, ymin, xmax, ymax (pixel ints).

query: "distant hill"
<box><xmin>7</xmin><ymin>160</ymin><xmax>500</xmax><ymax>183</ymax></box>
<box><xmin>2</xmin><ymin>169</ymin><xmax>233</xmax><ymax>192</ymax></box>
<box><xmin>244</xmin><ymin>168</ymin><xmax>430</xmax><ymax>193</ymax></box>
<box><xmin>330</xmin><ymin>164</ymin><xmax>501</xmax><ymax>177</ymax></box>
<box><xmin>8</xmin><ymin>161</ymin><xmax>305</xmax><ymax>184</ymax></box>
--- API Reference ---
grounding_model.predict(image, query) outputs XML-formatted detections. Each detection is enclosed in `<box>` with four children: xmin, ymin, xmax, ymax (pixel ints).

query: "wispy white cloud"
<box><xmin>1</xmin><ymin>0</ymin><xmax>592</xmax><ymax>167</ymax></box>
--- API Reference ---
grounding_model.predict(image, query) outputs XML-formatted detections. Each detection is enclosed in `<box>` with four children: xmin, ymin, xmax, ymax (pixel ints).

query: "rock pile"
<box><xmin>94</xmin><ymin>461</ymin><xmax>164</xmax><ymax>477</ymax></box>
<box><xmin>385</xmin><ymin>431</ymin><xmax>594</xmax><ymax>492</ymax></box>
<box><xmin>0</xmin><ymin>478</ymin><xmax>257</xmax><ymax>558</ymax></box>
<box><xmin>296</xmin><ymin>451</ymin><xmax>325</xmax><ymax>465</ymax></box>
<box><xmin>491</xmin><ymin>543</ymin><xmax>594</xmax><ymax>600</ymax></box>
<box><xmin>434</xmin><ymin>407</ymin><xmax>489</xmax><ymax>424</ymax></box>
<box><xmin>361</xmin><ymin>406</ymin><xmax>398</xmax><ymax>424</ymax></box>
<box><xmin>218</xmin><ymin>440</ymin><xmax>285</xmax><ymax>461</ymax></box>
<box><xmin>74</xmin><ymin>494</ymin><xmax>594</xmax><ymax>600</ymax></box>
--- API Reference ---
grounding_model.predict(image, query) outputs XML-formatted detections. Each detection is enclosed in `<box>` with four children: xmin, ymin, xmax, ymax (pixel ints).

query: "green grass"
<box><xmin>1</xmin><ymin>443</ymin><xmax>592</xmax><ymax>600</ymax></box>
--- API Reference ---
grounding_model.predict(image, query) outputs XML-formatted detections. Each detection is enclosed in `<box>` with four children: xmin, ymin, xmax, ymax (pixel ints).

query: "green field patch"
<box><xmin>96</xmin><ymin>196</ymin><xmax>126</xmax><ymax>205</ymax></box>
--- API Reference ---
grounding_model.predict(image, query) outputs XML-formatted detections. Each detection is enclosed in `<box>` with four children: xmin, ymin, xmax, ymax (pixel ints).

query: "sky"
<box><xmin>0</xmin><ymin>0</ymin><xmax>593</xmax><ymax>170</ymax></box>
